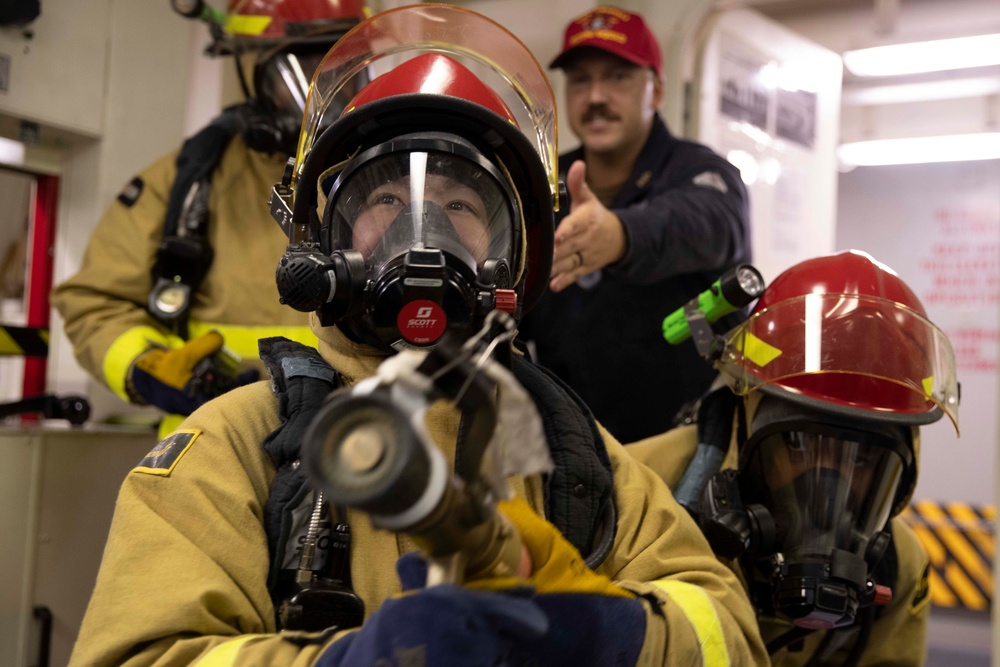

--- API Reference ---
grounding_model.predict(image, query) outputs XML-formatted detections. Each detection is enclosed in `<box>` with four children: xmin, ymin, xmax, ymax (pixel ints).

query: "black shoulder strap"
<box><xmin>258</xmin><ymin>336</ymin><xmax>343</xmax><ymax>597</ymax></box>
<box><xmin>148</xmin><ymin>106</ymin><xmax>243</xmax><ymax>337</ymax></box>
<box><xmin>164</xmin><ymin>105</ymin><xmax>242</xmax><ymax>238</ymax></box>
<box><xmin>511</xmin><ymin>355</ymin><xmax>616</xmax><ymax>568</ymax></box>
<box><xmin>673</xmin><ymin>384</ymin><xmax>739</xmax><ymax>516</ymax></box>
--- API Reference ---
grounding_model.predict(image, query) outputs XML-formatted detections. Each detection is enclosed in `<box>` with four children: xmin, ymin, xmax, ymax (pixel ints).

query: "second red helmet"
<box><xmin>717</xmin><ymin>250</ymin><xmax>959</xmax><ymax>432</ymax></box>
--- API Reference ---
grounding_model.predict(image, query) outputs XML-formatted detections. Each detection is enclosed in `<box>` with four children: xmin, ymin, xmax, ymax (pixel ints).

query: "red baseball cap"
<box><xmin>550</xmin><ymin>6</ymin><xmax>662</xmax><ymax>76</ymax></box>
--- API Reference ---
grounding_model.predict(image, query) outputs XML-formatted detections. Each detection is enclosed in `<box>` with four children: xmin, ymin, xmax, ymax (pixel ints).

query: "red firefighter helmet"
<box><xmin>235</xmin><ymin>0</ymin><xmax>367</xmax><ymax>155</ymax></box>
<box><xmin>342</xmin><ymin>54</ymin><xmax>518</xmax><ymax>126</ymax></box>
<box><xmin>170</xmin><ymin>0</ymin><xmax>367</xmax><ymax>154</ymax></box>
<box><xmin>223</xmin><ymin>0</ymin><xmax>365</xmax><ymax>49</ymax></box>
<box><xmin>718</xmin><ymin>250</ymin><xmax>959</xmax><ymax>433</ymax></box>
<box><xmin>286</xmin><ymin>4</ymin><xmax>558</xmax><ymax>316</ymax></box>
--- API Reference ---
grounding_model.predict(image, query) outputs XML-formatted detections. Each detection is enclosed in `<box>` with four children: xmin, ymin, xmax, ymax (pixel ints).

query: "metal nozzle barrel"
<box><xmin>301</xmin><ymin>389</ymin><xmax>522</xmax><ymax>583</ymax></box>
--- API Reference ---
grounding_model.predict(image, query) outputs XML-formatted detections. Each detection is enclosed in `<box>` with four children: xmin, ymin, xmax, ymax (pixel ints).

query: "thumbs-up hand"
<box><xmin>549</xmin><ymin>160</ymin><xmax>627</xmax><ymax>292</ymax></box>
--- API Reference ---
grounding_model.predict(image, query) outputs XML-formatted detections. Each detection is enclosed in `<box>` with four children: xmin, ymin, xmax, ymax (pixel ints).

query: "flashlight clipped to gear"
<box><xmin>169</xmin><ymin>0</ymin><xmax>229</xmax><ymax>52</ymax></box>
<box><xmin>662</xmin><ymin>264</ymin><xmax>765</xmax><ymax>359</ymax></box>
<box><xmin>170</xmin><ymin>0</ymin><xmax>225</xmax><ymax>24</ymax></box>
<box><xmin>301</xmin><ymin>311</ymin><xmax>532</xmax><ymax>587</ymax></box>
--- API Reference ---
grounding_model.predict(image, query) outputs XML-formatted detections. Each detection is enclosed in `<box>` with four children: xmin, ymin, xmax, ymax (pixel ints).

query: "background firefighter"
<box><xmin>631</xmin><ymin>249</ymin><xmax>960</xmax><ymax>666</ymax></box>
<box><xmin>50</xmin><ymin>0</ymin><xmax>365</xmax><ymax>437</ymax></box>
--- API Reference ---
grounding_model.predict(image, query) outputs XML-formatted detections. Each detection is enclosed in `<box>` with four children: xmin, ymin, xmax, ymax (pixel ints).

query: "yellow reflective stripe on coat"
<box><xmin>193</xmin><ymin>635</ymin><xmax>265</xmax><ymax>666</ymax></box>
<box><xmin>652</xmin><ymin>579</ymin><xmax>730</xmax><ymax>666</ymax></box>
<box><xmin>187</xmin><ymin>321</ymin><xmax>317</xmax><ymax>361</ymax></box>
<box><xmin>102</xmin><ymin>326</ymin><xmax>179</xmax><ymax>400</ymax></box>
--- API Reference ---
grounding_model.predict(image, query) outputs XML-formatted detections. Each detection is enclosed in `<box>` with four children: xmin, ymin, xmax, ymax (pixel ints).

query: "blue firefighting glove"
<box><xmin>126</xmin><ymin>331</ymin><xmax>258</xmax><ymax>415</ymax></box>
<box><xmin>323</xmin><ymin>499</ymin><xmax>648</xmax><ymax>667</ymax></box>
<box><xmin>316</xmin><ymin>554</ymin><xmax>548</xmax><ymax>667</ymax></box>
<box><xmin>474</xmin><ymin>497</ymin><xmax>648</xmax><ymax>667</ymax></box>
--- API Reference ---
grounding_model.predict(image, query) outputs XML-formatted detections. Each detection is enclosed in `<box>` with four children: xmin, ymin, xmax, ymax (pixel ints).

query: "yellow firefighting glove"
<box><xmin>127</xmin><ymin>332</ymin><xmax>251</xmax><ymax>415</ymax></box>
<box><xmin>474</xmin><ymin>497</ymin><xmax>634</xmax><ymax>598</ymax></box>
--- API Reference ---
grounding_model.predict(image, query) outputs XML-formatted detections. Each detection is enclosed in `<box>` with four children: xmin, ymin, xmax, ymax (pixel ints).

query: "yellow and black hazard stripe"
<box><xmin>899</xmin><ymin>500</ymin><xmax>994</xmax><ymax>611</ymax></box>
<box><xmin>0</xmin><ymin>325</ymin><xmax>48</xmax><ymax>357</ymax></box>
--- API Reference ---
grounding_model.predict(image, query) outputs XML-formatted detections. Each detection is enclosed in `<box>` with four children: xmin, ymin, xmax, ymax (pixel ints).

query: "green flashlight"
<box><xmin>170</xmin><ymin>0</ymin><xmax>226</xmax><ymax>25</ymax></box>
<box><xmin>662</xmin><ymin>264</ymin><xmax>765</xmax><ymax>345</ymax></box>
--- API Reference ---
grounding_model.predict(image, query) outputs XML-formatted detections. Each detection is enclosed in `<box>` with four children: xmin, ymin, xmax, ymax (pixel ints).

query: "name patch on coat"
<box><xmin>133</xmin><ymin>429</ymin><xmax>200</xmax><ymax>476</ymax></box>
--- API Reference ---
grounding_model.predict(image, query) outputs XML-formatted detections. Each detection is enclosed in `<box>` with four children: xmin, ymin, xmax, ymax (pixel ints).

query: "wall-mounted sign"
<box><xmin>719</xmin><ymin>47</ymin><xmax>769</xmax><ymax>130</ymax></box>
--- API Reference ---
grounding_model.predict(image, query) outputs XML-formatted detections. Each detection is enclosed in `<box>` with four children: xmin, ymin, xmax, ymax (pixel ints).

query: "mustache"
<box><xmin>582</xmin><ymin>105</ymin><xmax>620</xmax><ymax>123</ymax></box>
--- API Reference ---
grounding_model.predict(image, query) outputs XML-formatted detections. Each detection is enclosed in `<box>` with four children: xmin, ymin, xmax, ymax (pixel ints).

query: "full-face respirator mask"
<box><xmin>241</xmin><ymin>46</ymin><xmax>338</xmax><ymax>156</ymax></box>
<box><xmin>170</xmin><ymin>0</ymin><xmax>364</xmax><ymax>157</ymax></box>
<box><xmin>701</xmin><ymin>397</ymin><xmax>910</xmax><ymax>631</ymax></box>
<box><xmin>310</xmin><ymin>136</ymin><xmax>520</xmax><ymax>351</ymax></box>
<box><xmin>275</xmin><ymin>133</ymin><xmax>521</xmax><ymax>351</ymax></box>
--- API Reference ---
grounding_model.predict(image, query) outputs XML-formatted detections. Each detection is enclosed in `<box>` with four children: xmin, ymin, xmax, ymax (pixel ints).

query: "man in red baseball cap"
<box><xmin>549</xmin><ymin>4</ymin><xmax>663</xmax><ymax>76</ymax></box>
<box><xmin>520</xmin><ymin>5</ymin><xmax>754</xmax><ymax>443</ymax></box>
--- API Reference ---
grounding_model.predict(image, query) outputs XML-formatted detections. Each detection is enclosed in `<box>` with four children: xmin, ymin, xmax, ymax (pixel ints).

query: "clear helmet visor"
<box><xmin>744</xmin><ymin>432</ymin><xmax>904</xmax><ymax>560</ymax></box>
<box><xmin>322</xmin><ymin>150</ymin><xmax>514</xmax><ymax>275</ymax></box>
<box><xmin>291</xmin><ymin>4</ymin><xmax>558</xmax><ymax>200</ymax></box>
<box><xmin>717</xmin><ymin>294</ymin><xmax>960</xmax><ymax>432</ymax></box>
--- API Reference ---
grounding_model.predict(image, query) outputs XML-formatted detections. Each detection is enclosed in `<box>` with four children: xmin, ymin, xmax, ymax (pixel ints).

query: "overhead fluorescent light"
<box><xmin>843</xmin><ymin>34</ymin><xmax>1000</xmax><ymax>77</ymax></box>
<box><xmin>838</xmin><ymin>133</ymin><xmax>1000</xmax><ymax>166</ymax></box>
<box><xmin>842</xmin><ymin>77</ymin><xmax>1000</xmax><ymax>106</ymax></box>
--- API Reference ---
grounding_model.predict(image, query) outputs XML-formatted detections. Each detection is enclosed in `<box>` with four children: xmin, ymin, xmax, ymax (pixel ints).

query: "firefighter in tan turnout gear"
<box><xmin>632</xmin><ymin>250</ymin><xmax>958</xmax><ymax>666</ymax></box>
<box><xmin>68</xmin><ymin>6</ymin><xmax>767</xmax><ymax>666</ymax></box>
<box><xmin>51</xmin><ymin>0</ymin><xmax>366</xmax><ymax>436</ymax></box>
